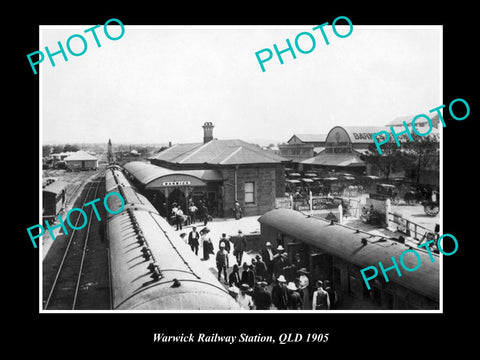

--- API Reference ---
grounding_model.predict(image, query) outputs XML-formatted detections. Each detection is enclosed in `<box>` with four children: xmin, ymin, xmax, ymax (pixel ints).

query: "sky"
<box><xmin>40</xmin><ymin>24</ymin><xmax>442</xmax><ymax>145</ymax></box>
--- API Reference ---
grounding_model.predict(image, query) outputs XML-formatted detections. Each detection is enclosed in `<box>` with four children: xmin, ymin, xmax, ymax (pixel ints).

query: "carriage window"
<box><xmin>348</xmin><ymin>273</ymin><xmax>363</xmax><ymax>298</ymax></box>
<box><xmin>382</xmin><ymin>291</ymin><xmax>394</xmax><ymax>309</ymax></box>
<box><xmin>371</xmin><ymin>286</ymin><xmax>382</xmax><ymax>307</ymax></box>
<box><xmin>333</xmin><ymin>267</ymin><xmax>341</xmax><ymax>289</ymax></box>
<box><xmin>396</xmin><ymin>297</ymin><xmax>407</xmax><ymax>310</ymax></box>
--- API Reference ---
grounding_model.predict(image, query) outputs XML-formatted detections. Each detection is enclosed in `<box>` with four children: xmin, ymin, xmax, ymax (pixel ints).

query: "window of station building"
<box><xmin>245</xmin><ymin>182</ymin><xmax>255</xmax><ymax>204</ymax></box>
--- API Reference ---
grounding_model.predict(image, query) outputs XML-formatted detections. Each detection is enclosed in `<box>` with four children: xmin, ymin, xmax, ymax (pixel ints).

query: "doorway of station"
<box><xmin>149</xmin><ymin>191</ymin><xmax>167</xmax><ymax>217</ymax></box>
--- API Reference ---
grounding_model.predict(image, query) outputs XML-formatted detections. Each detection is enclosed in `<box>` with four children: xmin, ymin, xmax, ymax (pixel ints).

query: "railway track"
<box><xmin>44</xmin><ymin>174</ymin><xmax>104</xmax><ymax>310</ymax></box>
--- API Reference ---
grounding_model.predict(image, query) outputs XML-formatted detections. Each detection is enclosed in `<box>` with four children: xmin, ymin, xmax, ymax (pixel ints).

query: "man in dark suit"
<box><xmin>233</xmin><ymin>230</ymin><xmax>247</xmax><ymax>266</ymax></box>
<box><xmin>188</xmin><ymin>226</ymin><xmax>200</xmax><ymax>255</ymax></box>
<box><xmin>228</xmin><ymin>264</ymin><xmax>241</xmax><ymax>288</ymax></box>
<box><xmin>254</xmin><ymin>254</ymin><xmax>267</xmax><ymax>282</ymax></box>
<box><xmin>219</xmin><ymin>233</ymin><xmax>231</xmax><ymax>253</ymax></box>
<box><xmin>261</xmin><ymin>242</ymin><xmax>276</xmax><ymax>283</ymax></box>
<box><xmin>241</xmin><ymin>262</ymin><xmax>255</xmax><ymax>289</ymax></box>
<box><xmin>253</xmin><ymin>281</ymin><xmax>272</xmax><ymax>310</ymax></box>
<box><xmin>271</xmin><ymin>275</ymin><xmax>288</xmax><ymax>310</ymax></box>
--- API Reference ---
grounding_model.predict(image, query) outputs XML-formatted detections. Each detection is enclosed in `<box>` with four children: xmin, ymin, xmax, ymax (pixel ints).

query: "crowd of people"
<box><xmin>225</xmin><ymin>241</ymin><xmax>338</xmax><ymax>310</ymax></box>
<box><xmin>171</xmin><ymin>200</ymin><xmax>210</xmax><ymax>231</ymax></box>
<box><xmin>180</xmin><ymin>227</ymin><xmax>338</xmax><ymax>310</ymax></box>
<box><xmin>178</xmin><ymin>218</ymin><xmax>340</xmax><ymax>310</ymax></box>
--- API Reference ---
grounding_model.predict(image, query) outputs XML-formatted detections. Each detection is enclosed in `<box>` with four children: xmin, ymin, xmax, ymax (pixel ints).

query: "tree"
<box><xmin>51</xmin><ymin>145</ymin><xmax>63</xmax><ymax>154</ymax></box>
<box><xmin>402</xmin><ymin>135</ymin><xmax>439</xmax><ymax>185</ymax></box>
<box><xmin>42</xmin><ymin>145</ymin><xmax>51</xmax><ymax>157</ymax></box>
<box><xmin>361</xmin><ymin>142</ymin><xmax>405</xmax><ymax>180</ymax></box>
<box><xmin>63</xmin><ymin>144</ymin><xmax>80</xmax><ymax>152</ymax></box>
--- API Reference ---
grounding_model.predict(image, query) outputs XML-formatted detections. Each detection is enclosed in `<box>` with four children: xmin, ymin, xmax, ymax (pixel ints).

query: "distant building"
<box><xmin>300</xmin><ymin>126</ymin><xmax>387</xmax><ymax>175</ymax></box>
<box><xmin>125</xmin><ymin>122</ymin><xmax>290</xmax><ymax>218</ymax></box>
<box><xmin>50</xmin><ymin>152</ymin><xmax>74</xmax><ymax>161</ymax></box>
<box><xmin>278</xmin><ymin>134</ymin><xmax>327</xmax><ymax>162</ymax></box>
<box><xmin>386</xmin><ymin>113</ymin><xmax>440</xmax><ymax>129</ymax></box>
<box><xmin>300</xmin><ymin>124</ymin><xmax>439</xmax><ymax>185</ymax></box>
<box><xmin>64</xmin><ymin>150</ymin><xmax>98</xmax><ymax>171</ymax></box>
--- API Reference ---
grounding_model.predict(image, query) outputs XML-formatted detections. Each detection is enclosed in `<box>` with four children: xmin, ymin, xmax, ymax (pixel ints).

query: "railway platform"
<box><xmin>172</xmin><ymin>216</ymin><xmax>261</xmax><ymax>285</ymax></box>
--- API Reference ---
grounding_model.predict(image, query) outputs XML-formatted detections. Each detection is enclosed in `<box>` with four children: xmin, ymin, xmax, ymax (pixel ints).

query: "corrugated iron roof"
<box><xmin>64</xmin><ymin>150</ymin><xmax>98</xmax><ymax>161</ymax></box>
<box><xmin>288</xmin><ymin>134</ymin><xmax>327</xmax><ymax>143</ymax></box>
<box><xmin>258</xmin><ymin>209</ymin><xmax>439</xmax><ymax>301</ymax></box>
<box><xmin>42</xmin><ymin>180</ymin><xmax>69</xmax><ymax>195</ymax></box>
<box><xmin>150</xmin><ymin>139</ymin><xmax>286</xmax><ymax>165</ymax></box>
<box><xmin>387</xmin><ymin>113</ymin><xmax>439</xmax><ymax>126</ymax></box>
<box><xmin>301</xmin><ymin>151</ymin><xmax>365</xmax><ymax>166</ymax></box>
<box><xmin>124</xmin><ymin>161</ymin><xmax>223</xmax><ymax>186</ymax></box>
<box><xmin>341</xmin><ymin>126</ymin><xmax>389</xmax><ymax>143</ymax></box>
<box><xmin>109</xmin><ymin>210</ymin><xmax>240</xmax><ymax>310</ymax></box>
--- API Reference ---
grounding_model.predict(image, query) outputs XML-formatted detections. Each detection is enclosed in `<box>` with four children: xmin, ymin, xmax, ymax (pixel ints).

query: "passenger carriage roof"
<box><xmin>109</xmin><ymin>210</ymin><xmax>239</xmax><ymax>310</ymax></box>
<box><xmin>258</xmin><ymin>208</ymin><xmax>440</xmax><ymax>301</ymax></box>
<box><xmin>42</xmin><ymin>180</ymin><xmax>69</xmax><ymax>195</ymax></box>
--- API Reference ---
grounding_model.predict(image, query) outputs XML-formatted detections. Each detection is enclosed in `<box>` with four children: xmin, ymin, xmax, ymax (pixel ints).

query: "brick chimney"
<box><xmin>202</xmin><ymin>122</ymin><xmax>214</xmax><ymax>143</ymax></box>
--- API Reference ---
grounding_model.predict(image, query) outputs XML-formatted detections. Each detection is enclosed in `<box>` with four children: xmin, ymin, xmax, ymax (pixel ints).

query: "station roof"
<box><xmin>258</xmin><ymin>208</ymin><xmax>439</xmax><ymax>301</ymax></box>
<box><xmin>42</xmin><ymin>180</ymin><xmax>69</xmax><ymax>195</ymax></box>
<box><xmin>149</xmin><ymin>139</ymin><xmax>287</xmax><ymax>166</ymax></box>
<box><xmin>387</xmin><ymin>113</ymin><xmax>439</xmax><ymax>127</ymax></box>
<box><xmin>124</xmin><ymin>161</ymin><xmax>223</xmax><ymax>188</ymax></box>
<box><xmin>287</xmin><ymin>134</ymin><xmax>327</xmax><ymax>144</ymax></box>
<box><xmin>333</xmin><ymin>126</ymin><xmax>388</xmax><ymax>144</ymax></box>
<box><xmin>301</xmin><ymin>151</ymin><xmax>365</xmax><ymax>167</ymax></box>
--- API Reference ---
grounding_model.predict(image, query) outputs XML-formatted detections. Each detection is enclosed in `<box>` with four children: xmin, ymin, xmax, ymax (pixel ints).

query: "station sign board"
<box><xmin>163</xmin><ymin>181</ymin><xmax>192</xmax><ymax>187</ymax></box>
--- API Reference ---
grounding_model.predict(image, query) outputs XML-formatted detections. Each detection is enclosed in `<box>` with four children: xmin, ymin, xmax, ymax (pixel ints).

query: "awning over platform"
<box><xmin>124</xmin><ymin>161</ymin><xmax>223</xmax><ymax>189</ymax></box>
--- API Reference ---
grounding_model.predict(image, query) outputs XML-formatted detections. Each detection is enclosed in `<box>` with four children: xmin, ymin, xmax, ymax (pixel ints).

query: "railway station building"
<box><xmin>124</xmin><ymin>122</ymin><xmax>290</xmax><ymax>218</ymax></box>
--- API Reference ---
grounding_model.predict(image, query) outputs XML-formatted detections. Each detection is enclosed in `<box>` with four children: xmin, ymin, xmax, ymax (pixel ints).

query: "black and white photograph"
<box><xmin>17</xmin><ymin>4</ymin><xmax>477</xmax><ymax>351</ymax></box>
<box><xmin>39</xmin><ymin>24</ymin><xmax>442</xmax><ymax>312</ymax></box>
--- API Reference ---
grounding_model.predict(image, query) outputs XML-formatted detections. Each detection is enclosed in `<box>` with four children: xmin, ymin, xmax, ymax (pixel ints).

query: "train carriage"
<box><xmin>258</xmin><ymin>208</ymin><xmax>440</xmax><ymax>310</ymax></box>
<box><xmin>42</xmin><ymin>180</ymin><xmax>68</xmax><ymax>223</ymax></box>
<box><xmin>108</xmin><ymin>209</ymin><xmax>239</xmax><ymax>310</ymax></box>
<box><xmin>105</xmin><ymin>164</ymin><xmax>239</xmax><ymax>310</ymax></box>
<box><xmin>105</xmin><ymin>165</ymin><xmax>134</xmax><ymax>193</ymax></box>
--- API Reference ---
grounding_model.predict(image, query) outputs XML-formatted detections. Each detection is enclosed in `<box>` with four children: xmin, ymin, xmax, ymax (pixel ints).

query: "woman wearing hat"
<box><xmin>237</xmin><ymin>284</ymin><xmax>254</xmax><ymax>310</ymax></box>
<box><xmin>201</xmin><ymin>227</ymin><xmax>214</xmax><ymax>261</ymax></box>
<box><xmin>298</xmin><ymin>268</ymin><xmax>311</xmax><ymax>310</ymax></box>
